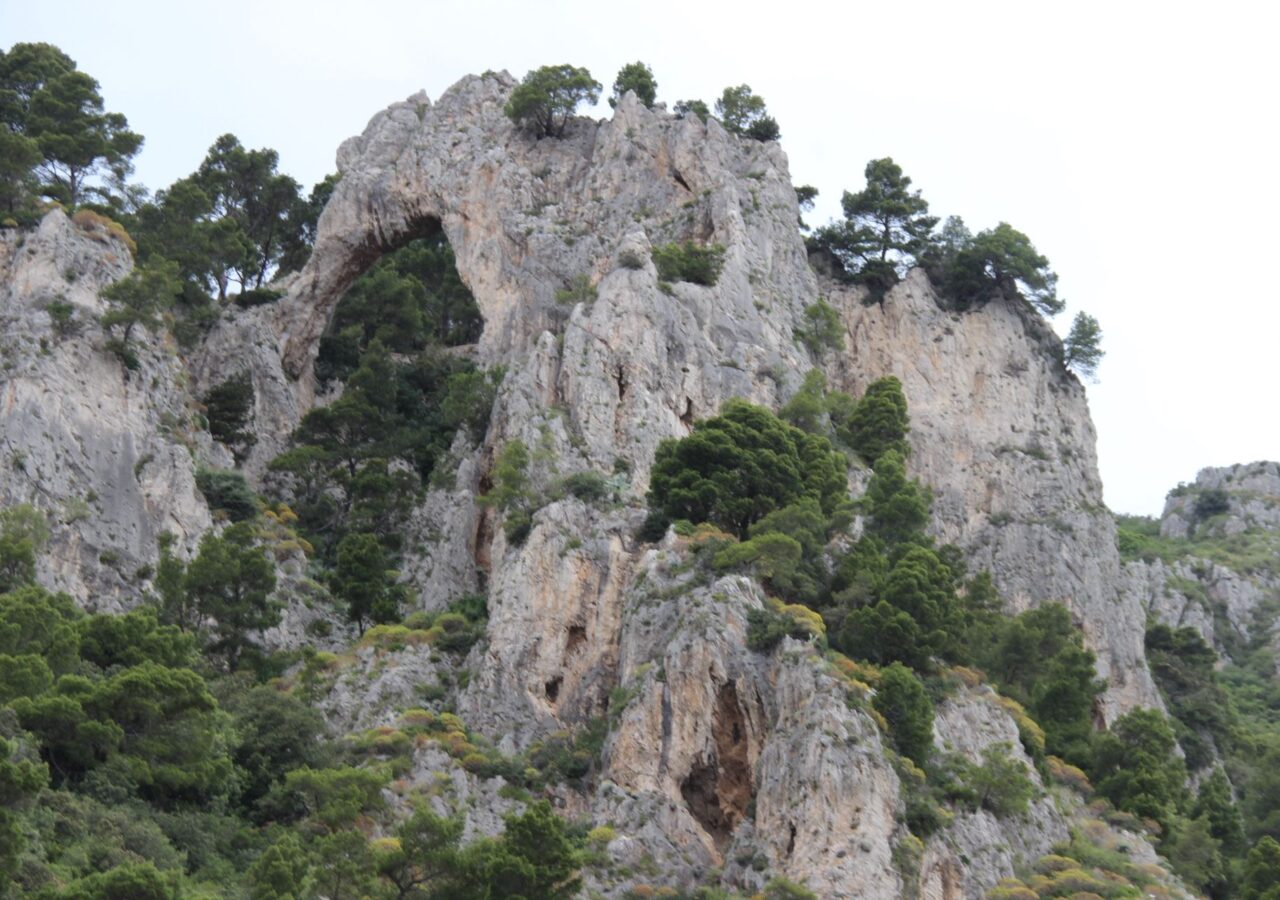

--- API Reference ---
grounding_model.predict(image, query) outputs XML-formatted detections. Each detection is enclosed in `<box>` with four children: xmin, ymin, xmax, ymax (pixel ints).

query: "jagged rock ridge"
<box><xmin>0</xmin><ymin>72</ymin><xmax>1192</xmax><ymax>897</ymax></box>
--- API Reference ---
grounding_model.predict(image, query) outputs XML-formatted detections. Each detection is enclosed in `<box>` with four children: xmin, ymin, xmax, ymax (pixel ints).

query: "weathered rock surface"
<box><xmin>0</xmin><ymin>211</ymin><xmax>211</xmax><ymax>606</ymax></box>
<box><xmin>822</xmin><ymin>272</ymin><xmax>1161</xmax><ymax>720</ymax></box>
<box><xmin>0</xmin><ymin>72</ymin><xmax>1201</xmax><ymax>897</ymax></box>
<box><xmin>1122</xmin><ymin>461</ymin><xmax>1280</xmax><ymax>659</ymax></box>
<box><xmin>922</xmin><ymin>688</ymin><xmax>1068</xmax><ymax>899</ymax></box>
<box><xmin>1160</xmin><ymin>461</ymin><xmax>1280</xmax><ymax>539</ymax></box>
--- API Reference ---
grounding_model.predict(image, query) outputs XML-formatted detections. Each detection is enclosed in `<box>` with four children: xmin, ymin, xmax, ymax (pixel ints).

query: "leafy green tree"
<box><xmin>1241</xmin><ymin>836</ymin><xmax>1280</xmax><ymax>900</ymax></box>
<box><xmin>505</xmin><ymin>65</ymin><xmax>601</xmax><ymax>138</ymax></box>
<box><xmin>196</xmin><ymin>469</ymin><xmax>260</xmax><ymax>522</ymax></box>
<box><xmin>976</xmin><ymin>604</ymin><xmax>1101</xmax><ymax>765</ymax></box>
<box><xmin>0</xmin><ymin>735</ymin><xmax>48</xmax><ymax>885</ymax></box>
<box><xmin>332</xmin><ymin>532</ymin><xmax>393</xmax><ymax>633</ymax></box>
<box><xmin>227</xmin><ymin>685</ymin><xmax>328</xmax><ymax>819</ymax></box>
<box><xmin>966</xmin><ymin>743</ymin><xmax>1034</xmax><ymax>816</ymax></box>
<box><xmin>841</xmin><ymin>376</ymin><xmax>909</xmax><ymax>464</ymax></box>
<box><xmin>192</xmin><ymin>134</ymin><xmax>302</xmax><ymax>294</ymax></box>
<box><xmin>1194</xmin><ymin>768</ymin><xmax>1246</xmax><ymax>856</ymax></box>
<box><xmin>873</xmin><ymin>662</ymin><xmax>935</xmax><ymax>766</ymax></box>
<box><xmin>312</xmin><ymin>828</ymin><xmax>378</xmax><ymax>900</ymax></box>
<box><xmin>375</xmin><ymin>807</ymin><xmax>465</xmax><ymax>899</ymax></box>
<box><xmin>248</xmin><ymin>832</ymin><xmax>312</xmax><ymax>900</ymax></box>
<box><xmin>100</xmin><ymin>259</ymin><xmax>182</xmax><ymax>368</ymax></box>
<box><xmin>202</xmin><ymin>373</ymin><xmax>256</xmax><ymax>458</ymax></box>
<box><xmin>84</xmin><ymin>660</ymin><xmax>233</xmax><ymax>806</ymax></box>
<box><xmin>465</xmin><ymin>800</ymin><xmax>582</xmax><ymax>899</ymax></box>
<box><xmin>184</xmin><ymin>522</ymin><xmax>278</xmax><ymax>671</ymax></box>
<box><xmin>284</xmin><ymin>765</ymin><xmax>387</xmax><ymax>830</ymax></box>
<box><xmin>796</xmin><ymin>300</ymin><xmax>843</xmax><ymax>355</ymax></box>
<box><xmin>1062</xmin><ymin>311</ymin><xmax>1104</xmax><ymax>379</ymax></box>
<box><xmin>714</xmin><ymin>84</ymin><xmax>780</xmax><ymax>141</ymax></box>
<box><xmin>0</xmin><ymin>504</ymin><xmax>48</xmax><ymax>592</ymax></box>
<box><xmin>0</xmin><ymin>43</ymin><xmax>142</xmax><ymax>207</ymax></box>
<box><xmin>779</xmin><ymin>369</ymin><xmax>829</xmax><ymax>434</ymax></box>
<box><xmin>277</xmin><ymin>171</ymin><xmax>340</xmax><ymax>274</ymax></box>
<box><xmin>862</xmin><ymin>450</ymin><xmax>930</xmax><ymax>546</ymax></box>
<box><xmin>1166</xmin><ymin>814</ymin><xmax>1229</xmax><ymax>899</ymax></box>
<box><xmin>673</xmin><ymin>99</ymin><xmax>710</xmax><ymax>122</ymax></box>
<box><xmin>77</xmin><ymin>608</ymin><xmax>195</xmax><ymax>670</ymax></box>
<box><xmin>609</xmin><ymin>62</ymin><xmax>657</xmax><ymax>108</ymax></box>
<box><xmin>648</xmin><ymin>400</ymin><xmax>847</xmax><ymax>539</ymax></box>
<box><xmin>814</xmin><ymin>158</ymin><xmax>937</xmax><ymax>286</ymax></box>
<box><xmin>0</xmin><ymin>126</ymin><xmax>40</xmax><ymax>215</ymax></box>
<box><xmin>55</xmin><ymin>861</ymin><xmax>178</xmax><ymax>900</ymax></box>
<box><xmin>840</xmin><ymin>545</ymin><xmax>959</xmax><ymax>670</ymax></box>
<box><xmin>1145</xmin><ymin>624</ymin><xmax>1234</xmax><ymax>770</ymax></box>
<box><xmin>941</xmin><ymin>222</ymin><xmax>1063</xmax><ymax>315</ymax></box>
<box><xmin>0</xmin><ymin>583</ymin><xmax>80</xmax><ymax>675</ymax></box>
<box><xmin>1092</xmin><ymin>708</ymin><xmax>1187</xmax><ymax>829</ymax></box>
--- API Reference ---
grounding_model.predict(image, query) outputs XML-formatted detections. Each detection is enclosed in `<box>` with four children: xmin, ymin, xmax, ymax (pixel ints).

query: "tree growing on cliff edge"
<box><xmin>715</xmin><ymin>84</ymin><xmax>780</xmax><ymax>141</ymax></box>
<box><xmin>609</xmin><ymin>61</ymin><xmax>657</xmax><ymax>109</ymax></box>
<box><xmin>505</xmin><ymin>65</ymin><xmax>601</xmax><ymax>138</ymax></box>
<box><xmin>940</xmin><ymin>222</ymin><xmax>1064</xmax><ymax>316</ymax></box>
<box><xmin>0</xmin><ymin>42</ymin><xmax>142</xmax><ymax>208</ymax></box>
<box><xmin>1063</xmin><ymin>311</ymin><xmax>1104</xmax><ymax>378</ymax></box>
<box><xmin>813</xmin><ymin>158</ymin><xmax>937</xmax><ymax>292</ymax></box>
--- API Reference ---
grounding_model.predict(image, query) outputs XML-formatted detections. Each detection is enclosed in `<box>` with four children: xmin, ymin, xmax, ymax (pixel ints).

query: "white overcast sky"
<box><xmin>6</xmin><ymin>0</ymin><xmax>1278</xmax><ymax>515</ymax></box>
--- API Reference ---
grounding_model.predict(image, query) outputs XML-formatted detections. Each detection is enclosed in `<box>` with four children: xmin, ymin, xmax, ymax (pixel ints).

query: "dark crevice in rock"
<box><xmin>679</xmin><ymin>682</ymin><xmax>753</xmax><ymax>852</ymax></box>
<box><xmin>787</xmin><ymin>822</ymin><xmax>797</xmax><ymax>857</ymax></box>
<box><xmin>545</xmin><ymin>676</ymin><xmax>562</xmax><ymax>703</ymax></box>
<box><xmin>613</xmin><ymin>365</ymin><xmax>627</xmax><ymax>401</ymax></box>
<box><xmin>680</xmin><ymin>397</ymin><xmax>694</xmax><ymax>429</ymax></box>
<box><xmin>671</xmin><ymin>169</ymin><xmax>692</xmax><ymax>193</ymax></box>
<box><xmin>565</xmin><ymin>623</ymin><xmax>587</xmax><ymax>658</ymax></box>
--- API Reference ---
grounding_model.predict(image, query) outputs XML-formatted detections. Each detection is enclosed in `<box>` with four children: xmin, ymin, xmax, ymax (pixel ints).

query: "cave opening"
<box><xmin>679</xmin><ymin>683</ymin><xmax>753</xmax><ymax>852</ymax></box>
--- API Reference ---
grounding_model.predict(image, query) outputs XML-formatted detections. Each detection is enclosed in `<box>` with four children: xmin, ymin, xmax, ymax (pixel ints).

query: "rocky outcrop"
<box><xmin>822</xmin><ymin>272</ymin><xmax>1161</xmax><ymax>720</ymax></box>
<box><xmin>1122</xmin><ymin>461</ymin><xmax>1280</xmax><ymax>658</ymax></box>
<box><xmin>1161</xmin><ymin>461</ymin><xmax>1280</xmax><ymax>539</ymax></box>
<box><xmin>0</xmin><ymin>211</ymin><xmax>210</xmax><ymax>606</ymax></box>
<box><xmin>2</xmin><ymin>71</ymin><xmax>1200</xmax><ymax>897</ymax></box>
<box><xmin>922</xmin><ymin>689</ymin><xmax>1068</xmax><ymax>899</ymax></box>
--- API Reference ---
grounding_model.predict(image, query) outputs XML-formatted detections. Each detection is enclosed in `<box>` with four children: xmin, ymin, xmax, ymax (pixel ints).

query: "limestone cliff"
<box><xmin>0</xmin><ymin>211</ymin><xmax>211</xmax><ymax>607</ymax></box>
<box><xmin>0</xmin><ymin>71</ymin><xmax>1192</xmax><ymax>897</ymax></box>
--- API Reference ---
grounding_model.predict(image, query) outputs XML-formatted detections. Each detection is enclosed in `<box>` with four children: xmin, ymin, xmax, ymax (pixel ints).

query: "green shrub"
<box><xmin>195</xmin><ymin>469</ymin><xmax>259</xmax><ymax>521</ymax></box>
<box><xmin>233</xmin><ymin>287</ymin><xmax>283</xmax><ymax>308</ymax></box>
<box><xmin>618</xmin><ymin>249</ymin><xmax>646</xmax><ymax>270</ymax></box>
<box><xmin>651</xmin><ymin>241</ymin><xmax>726</xmax><ymax>286</ymax></box>
<box><xmin>647</xmin><ymin>399</ymin><xmax>846</xmax><ymax>539</ymax></box>
<box><xmin>562</xmin><ymin>470</ymin><xmax>610</xmax><ymax>503</ymax></box>
<box><xmin>873</xmin><ymin>663</ymin><xmax>935</xmax><ymax>766</ymax></box>
<box><xmin>554</xmin><ymin>273</ymin><xmax>596</xmax><ymax>305</ymax></box>
<box><xmin>45</xmin><ymin>299</ymin><xmax>78</xmax><ymax>338</ymax></box>
<box><xmin>796</xmin><ymin>299</ymin><xmax>843</xmax><ymax>354</ymax></box>
<box><xmin>201</xmin><ymin>373</ymin><xmax>255</xmax><ymax>455</ymax></box>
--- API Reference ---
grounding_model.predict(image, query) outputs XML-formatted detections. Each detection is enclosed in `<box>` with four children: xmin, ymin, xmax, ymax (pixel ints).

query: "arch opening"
<box><xmin>266</xmin><ymin>222</ymin><xmax>495</xmax><ymax>570</ymax></box>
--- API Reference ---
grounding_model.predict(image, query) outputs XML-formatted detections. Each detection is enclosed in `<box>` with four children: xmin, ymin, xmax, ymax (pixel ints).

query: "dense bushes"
<box><xmin>647</xmin><ymin>400</ymin><xmax>847</xmax><ymax>539</ymax></box>
<box><xmin>651</xmin><ymin>240</ymin><xmax>726</xmax><ymax>286</ymax></box>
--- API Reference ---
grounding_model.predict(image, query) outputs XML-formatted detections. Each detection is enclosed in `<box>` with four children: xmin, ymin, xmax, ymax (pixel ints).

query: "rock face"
<box><xmin>1160</xmin><ymin>461</ymin><xmax>1280</xmax><ymax>539</ymax></box>
<box><xmin>1</xmin><ymin>74</ymin><xmax>1191</xmax><ymax>896</ymax></box>
<box><xmin>1123</xmin><ymin>461</ymin><xmax>1280</xmax><ymax>661</ymax></box>
<box><xmin>0</xmin><ymin>211</ymin><xmax>210</xmax><ymax>606</ymax></box>
<box><xmin>821</xmin><ymin>272</ymin><xmax>1161</xmax><ymax>720</ymax></box>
